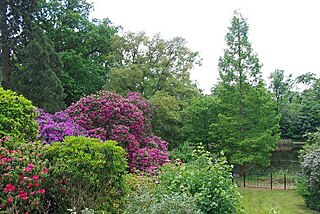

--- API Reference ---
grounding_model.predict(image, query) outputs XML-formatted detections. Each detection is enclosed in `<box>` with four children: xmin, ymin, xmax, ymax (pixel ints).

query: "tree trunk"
<box><xmin>240</xmin><ymin>164</ymin><xmax>246</xmax><ymax>177</ymax></box>
<box><xmin>238</xmin><ymin>24</ymin><xmax>245</xmax><ymax>135</ymax></box>
<box><xmin>0</xmin><ymin>0</ymin><xmax>11</xmax><ymax>89</ymax></box>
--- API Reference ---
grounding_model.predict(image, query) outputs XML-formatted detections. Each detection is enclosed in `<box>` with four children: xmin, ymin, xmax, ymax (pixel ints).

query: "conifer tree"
<box><xmin>12</xmin><ymin>27</ymin><xmax>65</xmax><ymax>113</ymax></box>
<box><xmin>211</xmin><ymin>11</ymin><xmax>279</xmax><ymax>166</ymax></box>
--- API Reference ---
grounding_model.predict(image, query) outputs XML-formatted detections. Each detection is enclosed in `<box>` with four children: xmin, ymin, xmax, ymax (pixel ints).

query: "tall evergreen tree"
<box><xmin>0</xmin><ymin>0</ymin><xmax>37</xmax><ymax>89</ymax></box>
<box><xmin>211</xmin><ymin>11</ymin><xmax>279</xmax><ymax>166</ymax></box>
<box><xmin>12</xmin><ymin>27</ymin><xmax>65</xmax><ymax>113</ymax></box>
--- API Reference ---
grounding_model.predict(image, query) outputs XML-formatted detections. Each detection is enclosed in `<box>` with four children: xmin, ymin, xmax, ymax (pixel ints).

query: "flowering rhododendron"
<box><xmin>65</xmin><ymin>91</ymin><xmax>169</xmax><ymax>173</ymax></box>
<box><xmin>36</xmin><ymin>109</ymin><xmax>88</xmax><ymax>144</ymax></box>
<box><xmin>0</xmin><ymin>138</ymin><xmax>49</xmax><ymax>213</ymax></box>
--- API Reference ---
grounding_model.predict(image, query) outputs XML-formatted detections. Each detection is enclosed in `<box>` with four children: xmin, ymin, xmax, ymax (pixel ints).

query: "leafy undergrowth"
<box><xmin>240</xmin><ymin>189</ymin><xmax>319</xmax><ymax>214</ymax></box>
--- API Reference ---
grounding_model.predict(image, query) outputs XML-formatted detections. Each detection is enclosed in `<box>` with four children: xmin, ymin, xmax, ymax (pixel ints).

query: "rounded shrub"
<box><xmin>43</xmin><ymin>136</ymin><xmax>128</xmax><ymax>213</ymax></box>
<box><xmin>298</xmin><ymin>148</ymin><xmax>320</xmax><ymax>211</ymax></box>
<box><xmin>0</xmin><ymin>87</ymin><xmax>38</xmax><ymax>141</ymax></box>
<box><xmin>65</xmin><ymin>91</ymin><xmax>168</xmax><ymax>173</ymax></box>
<box><xmin>124</xmin><ymin>174</ymin><xmax>202</xmax><ymax>214</ymax></box>
<box><xmin>159</xmin><ymin>147</ymin><xmax>243</xmax><ymax>214</ymax></box>
<box><xmin>297</xmin><ymin>129</ymin><xmax>320</xmax><ymax>211</ymax></box>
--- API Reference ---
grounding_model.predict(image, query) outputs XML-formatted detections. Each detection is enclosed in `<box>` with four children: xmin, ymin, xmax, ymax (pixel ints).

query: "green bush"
<box><xmin>169</xmin><ymin>141</ymin><xmax>197</xmax><ymax>163</ymax></box>
<box><xmin>44</xmin><ymin>136</ymin><xmax>128</xmax><ymax>213</ymax></box>
<box><xmin>124</xmin><ymin>174</ymin><xmax>202</xmax><ymax>214</ymax></box>
<box><xmin>0</xmin><ymin>87</ymin><xmax>38</xmax><ymax>141</ymax></box>
<box><xmin>298</xmin><ymin>149</ymin><xmax>320</xmax><ymax>211</ymax></box>
<box><xmin>125</xmin><ymin>191</ymin><xmax>202</xmax><ymax>214</ymax></box>
<box><xmin>160</xmin><ymin>147</ymin><xmax>243</xmax><ymax>214</ymax></box>
<box><xmin>297</xmin><ymin>129</ymin><xmax>320</xmax><ymax>211</ymax></box>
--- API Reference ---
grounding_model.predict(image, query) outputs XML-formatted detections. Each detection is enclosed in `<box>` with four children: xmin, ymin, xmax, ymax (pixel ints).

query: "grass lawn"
<box><xmin>239</xmin><ymin>188</ymin><xmax>320</xmax><ymax>214</ymax></box>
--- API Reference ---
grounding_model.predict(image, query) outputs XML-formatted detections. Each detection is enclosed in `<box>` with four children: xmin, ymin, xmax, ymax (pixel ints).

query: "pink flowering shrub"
<box><xmin>65</xmin><ymin>91</ymin><xmax>168</xmax><ymax>173</ymax></box>
<box><xmin>36</xmin><ymin>109</ymin><xmax>88</xmax><ymax>144</ymax></box>
<box><xmin>0</xmin><ymin>137</ymin><xmax>49</xmax><ymax>213</ymax></box>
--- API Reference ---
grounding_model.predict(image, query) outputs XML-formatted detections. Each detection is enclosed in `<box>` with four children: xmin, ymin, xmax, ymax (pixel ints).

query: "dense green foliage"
<box><xmin>184</xmin><ymin>96</ymin><xmax>220</xmax><ymax>150</ymax></box>
<box><xmin>125</xmin><ymin>175</ymin><xmax>202</xmax><ymax>214</ymax></box>
<box><xmin>38</xmin><ymin>0</ymin><xmax>118</xmax><ymax>105</ymax></box>
<box><xmin>44</xmin><ymin>136</ymin><xmax>128</xmax><ymax>213</ymax></box>
<box><xmin>292</xmin><ymin>77</ymin><xmax>320</xmax><ymax>140</ymax></box>
<box><xmin>0</xmin><ymin>0</ymin><xmax>38</xmax><ymax>89</ymax></box>
<box><xmin>0</xmin><ymin>87</ymin><xmax>38</xmax><ymax>141</ymax></box>
<box><xmin>297</xmin><ymin>129</ymin><xmax>320</xmax><ymax>211</ymax></box>
<box><xmin>125</xmin><ymin>191</ymin><xmax>202</xmax><ymax>214</ymax></box>
<box><xmin>212</xmin><ymin>11</ymin><xmax>279</xmax><ymax>166</ymax></box>
<box><xmin>104</xmin><ymin>31</ymin><xmax>201</xmax><ymax>99</ymax></box>
<box><xmin>160</xmin><ymin>148</ymin><xmax>243</xmax><ymax>214</ymax></box>
<box><xmin>269</xmin><ymin>69</ymin><xmax>294</xmax><ymax>139</ymax></box>
<box><xmin>40</xmin><ymin>0</ymin><xmax>118</xmax><ymax>107</ymax></box>
<box><xmin>12</xmin><ymin>27</ymin><xmax>65</xmax><ymax>113</ymax></box>
<box><xmin>169</xmin><ymin>141</ymin><xmax>196</xmax><ymax>163</ymax></box>
<box><xmin>1</xmin><ymin>0</ymin><xmax>118</xmax><ymax>110</ymax></box>
<box><xmin>150</xmin><ymin>91</ymin><xmax>185</xmax><ymax>149</ymax></box>
<box><xmin>268</xmin><ymin>70</ymin><xmax>320</xmax><ymax>140</ymax></box>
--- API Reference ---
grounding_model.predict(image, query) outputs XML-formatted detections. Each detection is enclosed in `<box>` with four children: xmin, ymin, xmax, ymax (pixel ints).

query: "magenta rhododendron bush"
<box><xmin>63</xmin><ymin>91</ymin><xmax>169</xmax><ymax>173</ymax></box>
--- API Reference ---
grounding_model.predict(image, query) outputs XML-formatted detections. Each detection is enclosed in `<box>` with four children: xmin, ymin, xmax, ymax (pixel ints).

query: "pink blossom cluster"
<box><xmin>0</xmin><ymin>139</ymin><xmax>48</xmax><ymax>213</ymax></box>
<box><xmin>66</xmin><ymin>91</ymin><xmax>169</xmax><ymax>173</ymax></box>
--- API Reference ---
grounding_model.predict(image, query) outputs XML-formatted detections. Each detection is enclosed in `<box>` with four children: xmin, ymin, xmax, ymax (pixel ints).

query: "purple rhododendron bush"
<box><xmin>36</xmin><ymin>109</ymin><xmax>88</xmax><ymax>144</ymax></box>
<box><xmin>36</xmin><ymin>91</ymin><xmax>169</xmax><ymax>173</ymax></box>
<box><xmin>65</xmin><ymin>91</ymin><xmax>169</xmax><ymax>173</ymax></box>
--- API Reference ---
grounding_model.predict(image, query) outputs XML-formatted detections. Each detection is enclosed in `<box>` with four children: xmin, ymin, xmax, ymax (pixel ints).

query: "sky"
<box><xmin>90</xmin><ymin>0</ymin><xmax>320</xmax><ymax>93</ymax></box>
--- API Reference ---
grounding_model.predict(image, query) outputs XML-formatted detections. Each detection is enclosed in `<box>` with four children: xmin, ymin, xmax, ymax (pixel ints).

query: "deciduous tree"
<box><xmin>37</xmin><ymin>0</ymin><xmax>118</xmax><ymax>105</ymax></box>
<box><xmin>104</xmin><ymin>32</ymin><xmax>201</xmax><ymax>100</ymax></box>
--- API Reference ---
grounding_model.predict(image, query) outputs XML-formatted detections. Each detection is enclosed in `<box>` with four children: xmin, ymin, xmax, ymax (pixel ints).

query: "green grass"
<box><xmin>239</xmin><ymin>188</ymin><xmax>319</xmax><ymax>214</ymax></box>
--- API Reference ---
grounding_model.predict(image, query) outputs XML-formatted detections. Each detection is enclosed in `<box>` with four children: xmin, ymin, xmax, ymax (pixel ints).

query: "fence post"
<box><xmin>284</xmin><ymin>173</ymin><xmax>287</xmax><ymax>190</ymax></box>
<box><xmin>232</xmin><ymin>171</ymin><xmax>234</xmax><ymax>184</ymax></box>
<box><xmin>243</xmin><ymin>172</ymin><xmax>246</xmax><ymax>188</ymax></box>
<box><xmin>270</xmin><ymin>169</ymin><xmax>273</xmax><ymax>190</ymax></box>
